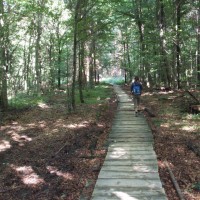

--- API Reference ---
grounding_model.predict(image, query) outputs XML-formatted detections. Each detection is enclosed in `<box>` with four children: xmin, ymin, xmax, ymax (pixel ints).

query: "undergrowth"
<box><xmin>8</xmin><ymin>83</ymin><xmax>114</xmax><ymax>109</ymax></box>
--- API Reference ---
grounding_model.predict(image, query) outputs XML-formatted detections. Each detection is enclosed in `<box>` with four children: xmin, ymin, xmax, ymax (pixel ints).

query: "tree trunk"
<box><xmin>175</xmin><ymin>0</ymin><xmax>182</xmax><ymax>89</ymax></box>
<box><xmin>35</xmin><ymin>10</ymin><xmax>43</xmax><ymax>94</ymax></box>
<box><xmin>71</xmin><ymin>0</ymin><xmax>80</xmax><ymax>110</ymax></box>
<box><xmin>66</xmin><ymin>47</ymin><xmax>72</xmax><ymax>113</ymax></box>
<box><xmin>79</xmin><ymin>42</ymin><xmax>84</xmax><ymax>103</ymax></box>
<box><xmin>56</xmin><ymin>24</ymin><xmax>63</xmax><ymax>89</ymax></box>
<box><xmin>124</xmin><ymin>69</ymin><xmax>127</xmax><ymax>84</ymax></box>
<box><xmin>123</xmin><ymin>41</ymin><xmax>127</xmax><ymax>82</ymax></box>
<box><xmin>126</xmin><ymin>42</ymin><xmax>132</xmax><ymax>81</ymax></box>
<box><xmin>94</xmin><ymin>41</ymin><xmax>97</xmax><ymax>84</ymax></box>
<box><xmin>158</xmin><ymin>0</ymin><xmax>171</xmax><ymax>87</ymax></box>
<box><xmin>0</xmin><ymin>0</ymin><xmax>8</xmax><ymax>110</ymax></box>
<box><xmin>1</xmin><ymin>60</ymin><xmax>8</xmax><ymax>110</ymax></box>
<box><xmin>197</xmin><ymin>2</ymin><xmax>200</xmax><ymax>85</ymax></box>
<box><xmin>132</xmin><ymin>0</ymin><xmax>146</xmax><ymax>82</ymax></box>
<box><xmin>89</xmin><ymin>37</ymin><xmax>95</xmax><ymax>88</ymax></box>
<box><xmin>24</xmin><ymin>35</ymin><xmax>32</xmax><ymax>94</ymax></box>
<box><xmin>48</xmin><ymin>34</ymin><xmax>55</xmax><ymax>90</ymax></box>
<box><xmin>57</xmin><ymin>48</ymin><xmax>62</xmax><ymax>89</ymax></box>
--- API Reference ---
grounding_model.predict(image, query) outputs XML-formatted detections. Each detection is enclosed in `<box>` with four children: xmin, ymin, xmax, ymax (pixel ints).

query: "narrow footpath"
<box><xmin>91</xmin><ymin>85</ymin><xmax>167</xmax><ymax>200</ymax></box>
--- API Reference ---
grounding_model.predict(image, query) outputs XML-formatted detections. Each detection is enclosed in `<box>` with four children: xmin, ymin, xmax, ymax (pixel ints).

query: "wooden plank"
<box><xmin>108</xmin><ymin>142</ymin><xmax>153</xmax><ymax>148</ymax></box>
<box><xmin>93</xmin><ymin>178</ymin><xmax>163</xmax><ymax>189</ymax></box>
<box><xmin>91</xmin><ymin>187</ymin><xmax>167</xmax><ymax>200</ymax></box>
<box><xmin>100</xmin><ymin>165</ymin><xmax>158</xmax><ymax>173</ymax></box>
<box><xmin>105</xmin><ymin>151</ymin><xmax>157</xmax><ymax>160</ymax></box>
<box><xmin>98</xmin><ymin>170</ymin><xmax>160</xmax><ymax>179</ymax></box>
<box><xmin>108</xmin><ymin>138</ymin><xmax>153</xmax><ymax>143</ymax></box>
<box><xmin>112</xmin><ymin>121</ymin><xmax>148</xmax><ymax>125</ymax></box>
<box><xmin>111</xmin><ymin>125</ymin><xmax>150</xmax><ymax>130</ymax></box>
<box><xmin>102</xmin><ymin>159</ymin><xmax>158</xmax><ymax>166</ymax></box>
<box><xmin>106</xmin><ymin>149</ymin><xmax>156</xmax><ymax>156</ymax></box>
<box><xmin>108</xmin><ymin>145</ymin><xmax>154</xmax><ymax>151</ymax></box>
<box><xmin>110</xmin><ymin>133</ymin><xmax>152</xmax><ymax>137</ymax></box>
<box><xmin>110</xmin><ymin>129</ymin><xmax>151</xmax><ymax>133</ymax></box>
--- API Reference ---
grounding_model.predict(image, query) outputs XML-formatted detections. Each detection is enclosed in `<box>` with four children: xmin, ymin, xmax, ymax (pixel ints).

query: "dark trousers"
<box><xmin>133</xmin><ymin>95</ymin><xmax>141</xmax><ymax>112</ymax></box>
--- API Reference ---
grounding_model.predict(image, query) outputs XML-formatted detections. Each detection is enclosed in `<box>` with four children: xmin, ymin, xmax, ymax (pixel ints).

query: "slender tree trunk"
<box><xmin>27</xmin><ymin>37</ymin><xmax>32</xmax><ymax>94</ymax></box>
<box><xmin>175</xmin><ymin>0</ymin><xmax>182</xmax><ymax>89</ymax></box>
<box><xmin>56</xmin><ymin>24</ymin><xmax>63</xmax><ymax>89</ymax></box>
<box><xmin>71</xmin><ymin>0</ymin><xmax>80</xmax><ymax>110</ymax></box>
<box><xmin>94</xmin><ymin>42</ymin><xmax>97</xmax><ymax>84</ymax></box>
<box><xmin>79</xmin><ymin>42</ymin><xmax>84</xmax><ymax>103</ymax></box>
<box><xmin>35</xmin><ymin>10</ymin><xmax>42</xmax><ymax>94</ymax></box>
<box><xmin>89</xmin><ymin>36</ymin><xmax>95</xmax><ymax>88</ymax></box>
<box><xmin>23</xmin><ymin>35</ymin><xmax>32</xmax><ymax>94</ymax></box>
<box><xmin>1</xmin><ymin>53</ymin><xmax>8</xmax><ymax>111</ymax></box>
<box><xmin>132</xmin><ymin>0</ymin><xmax>146</xmax><ymax>82</ymax></box>
<box><xmin>89</xmin><ymin>51</ymin><xmax>94</xmax><ymax>88</ymax></box>
<box><xmin>126</xmin><ymin>42</ymin><xmax>132</xmax><ymax>81</ymax></box>
<box><xmin>0</xmin><ymin>0</ymin><xmax>8</xmax><ymax>110</ymax></box>
<box><xmin>57</xmin><ymin>48</ymin><xmax>62</xmax><ymax>89</ymax></box>
<box><xmin>197</xmin><ymin>2</ymin><xmax>200</xmax><ymax>85</ymax></box>
<box><xmin>48</xmin><ymin>34</ymin><xmax>55</xmax><ymax>90</ymax></box>
<box><xmin>158</xmin><ymin>0</ymin><xmax>171</xmax><ymax>87</ymax></box>
<box><xmin>124</xmin><ymin>69</ymin><xmax>127</xmax><ymax>84</ymax></box>
<box><xmin>23</xmin><ymin>45</ymin><xmax>27</xmax><ymax>91</ymax></box>
<box><xmin>123</xmin><ymin>41</ymin><xmax>127</xmax><ymax>82</ymax></box>
<box><xmin>66</xmin><ymin>48</ymin><xmax>72</xmax><ymax>113</ymax></box>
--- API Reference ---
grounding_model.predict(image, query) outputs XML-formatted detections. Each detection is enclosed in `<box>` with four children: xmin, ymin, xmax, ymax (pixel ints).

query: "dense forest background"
<box><xmin>0</xmin><ymin>0</ymin><xmax>200</xmax><ymax>111</ymax></box>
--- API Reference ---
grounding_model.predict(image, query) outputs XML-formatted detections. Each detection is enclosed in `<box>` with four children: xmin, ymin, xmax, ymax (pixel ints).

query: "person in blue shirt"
<box><xmin>131</xmin><ymin>76</ymin><xmax>143</xmax><ymax>116</ymax></box>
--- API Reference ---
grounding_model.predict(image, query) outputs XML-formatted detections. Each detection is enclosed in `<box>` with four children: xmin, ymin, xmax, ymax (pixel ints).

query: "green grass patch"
<box><xmin>182</xmin><ymin>113</ymin><xmax>200</xmax><ymax>121</ymax></box>
<box><xmin>192</xmin><ymin>182</ymin><xmax>200</xmax><ymax>191</ymax></box>
<box><xmin>76</xmin><ymin>84</ymin><xmax>113</xmax><ymax>104</ymax></box>
<box><xmin>152</xmin><ymin>118</ymin><xmax>163</xmax><ymax>127</ymax></box>
<box><xmin>191</xmin><ymin>113</ymin><xmax>200</xmax><ymax>120</ymax></box>
<box><xmin>9</xmin><ymin>93</ymin><xmax>48</xmax><ymax>109</ymax></box>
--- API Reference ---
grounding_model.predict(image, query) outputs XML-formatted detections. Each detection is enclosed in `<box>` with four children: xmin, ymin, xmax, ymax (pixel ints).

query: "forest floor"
<box><xmin>0</xmin><ymin>84</ymin><xmax>200</xmax><ymax>200</ymax></box>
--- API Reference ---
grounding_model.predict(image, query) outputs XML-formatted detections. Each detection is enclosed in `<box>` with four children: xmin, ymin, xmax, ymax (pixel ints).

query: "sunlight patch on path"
<box><xmin>109</xmin><ymin>147</ymin><xmax>127</xmax><ymax>159</ymax></box>
<box><xmin>113</xmin><ymin>191</ymin><xmax>139</xmax><ymax>200</ymax></box>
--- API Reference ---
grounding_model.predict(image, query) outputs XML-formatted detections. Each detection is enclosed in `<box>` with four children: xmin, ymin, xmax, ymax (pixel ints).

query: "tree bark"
<box><xmin>0</xmin><ymin>0</ymin><xmax>8</xmax><ymax>110</ymax></box>
<box><xmin>48</xmin><ymin>34</ymin><xmax>55</xmax><ymax>90</ymax></box>
<box><xmin>197</xmin><ymin>2</ymin><xmax>200</xmax><ymax>85</ymax></box>
<box><xmin>89</xmin><ymin>36</ymin><xmax>95</xmax><ymax>89</ymax></box>
<box><xmin>35</xmin><ymin>6</ymin><xmax>43</xmax><ymax>94</ymax></box>
<box><xmin>175</xmin><ymin>0</ymin><xmax>182</xmax><ymax>89</ymax></box>
<box><xmin>133</xmin><ymin>0</ymin><xmax>145</xmax><ymax>78</ymax></box>
<box><xmin>78</xmin><ymin>42</ymin><xmax>84</xmax><ymax>103</ymax></box>
<box><xmin>56</xmin><ymin>24</ymin><xmax>63</xmax><ymax>89</ymax></box>
<box><xmin>123</xmin><ymin>41</ymin><xmax>127</xmax><ymax>83</ymax></box>
<box><xmin>71</xmin><ymin>0</ymin><xmax>80</xmax><ymax>110</ymax></box>
<box><xmin>158</xmin><ymin>0</ymin><xmax>171</xmax><ymax>87</ymax></box>
<box><xmin>126</xmin><ymin>42</ymin><xmax>132</xmax><ymax>81</ymax></box>
<box><xmin>132</xmin><ymin>0</ymin><xmax>151</xmax><ymax>85</ymax></box>
<box><xmin>23</xmin><ymin>35</ymin><xmax>32</xmax><ymax>94</ymax></box>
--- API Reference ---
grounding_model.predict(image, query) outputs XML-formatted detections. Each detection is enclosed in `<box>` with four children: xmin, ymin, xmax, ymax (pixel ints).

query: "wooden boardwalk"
<box><xmin>91</xmin><ymin>85</ymin><xmax>167</xmax><ymax>200</ymax></box>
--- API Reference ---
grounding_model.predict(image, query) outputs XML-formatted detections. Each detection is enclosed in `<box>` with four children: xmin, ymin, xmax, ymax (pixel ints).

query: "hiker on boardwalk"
<box><xmin>131</xmin><ymin>76</ymin><xmax>143</xmax><ymax>116</ymax></box>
